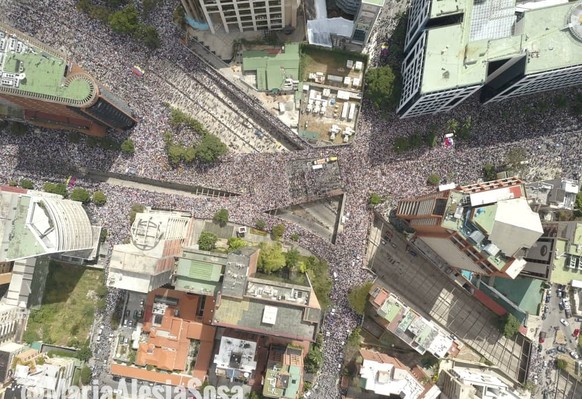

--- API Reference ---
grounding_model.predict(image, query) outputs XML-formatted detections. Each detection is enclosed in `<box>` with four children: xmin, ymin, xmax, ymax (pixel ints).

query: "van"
<box><xmin>333</xmin><ymin>272</ymin><xmax>338</xmax><ymax>280</ymax></box>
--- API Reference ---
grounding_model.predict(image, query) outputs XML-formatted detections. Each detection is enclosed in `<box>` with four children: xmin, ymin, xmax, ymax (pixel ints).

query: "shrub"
<box><xmin>120</xmin><ymin>139</ymin><xmax>135</xmax><ymax>154</ymax></box>
<box><xmin>255</xmin><ymin>220</ymin><xmax>266</xmax><ymax>230</ymax></box>
<box><xmin>369</xmin><ymin>193</ymin><xmax>383</xmax><ymax>206</ymax></box>
<box><xmin>198</xmin><ymin>231</ymin><xmax>218</xmax><ymax>251</ymax></box>
<box><xmin>70</xmin><ymin>188</ymin><xmax>91</xmax><ymax>203</ymax></box>
<box><xmin>19</xmin><ymin>179</ymin><xmax>34</xmax><ymax>189</ymax></box>
<box><xmin>92</xmin><ymin>191</ymin><xmax>107</xmax><ymax>206</ymax></box>
<box><xmin>213</xmin><ymin>208</ymin><xmax>229</xmax><ymax>227</ymax></box>
<box><xmin>271</xmin><ymin>223</ymin><xmax>285</xmax><ymax>240</ymax></box>
<box><xmin>427</xmin><ymin>174</ymin><xmax>440</xmax><ymax>186</ymax></box>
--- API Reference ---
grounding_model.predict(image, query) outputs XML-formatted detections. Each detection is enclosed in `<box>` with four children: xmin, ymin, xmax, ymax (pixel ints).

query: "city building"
<box><xmin>213</xmin><ymin>332</ymin><xmax>258</xmax><ymax>383</ymax></box>
<box><xmin>368</xmin><ymin>284</ymin><xmax>456</xmax><ymax>358</ymax></box>
<box><xmin>398</xmin><ymin>0</ymin><xmax>582</xmax><ymax>118</ymax></box>
<box><xmin>175</xmin><ymin>248</ymin><xmax>226</xmax><ymax>296</ymax></box>
<box><xmin>108</xmin><ymin>209</ymin><xmax>194</xmax><ymax>293</ymax></box>
<box><xmin>359</xmin><ymin>349</ymin><xmax>440</xmax><ymax>398</ymax></box>
<box><xmin>180</xmin><ymin>0</ymin><xmax>299</xmax><ymax>35</ymax></box>
<box><xmin>525</xmin><ymin>178</ymin><xmax>580</xmax><ymax>212</ymax></box>
<box><xmin>14</xmin><ymin>355</ymin><xmax>77</xmax><ymax>397</ymax></box>
<box><xmin>0</xmin><ymin>342</ymin><xmax>25</xmax><ymax>383</ymax></box>
<box><xmin>397</xmin><ymin>178</ymin><xmax>543</xmax><ymax>279</ymax></box>
<box><xmin>0</xmin><ymin>22</ymin><xmax>136</xmax><ymax>136</ymax></box>
<box><xmin>0</xmin><ymin>187</ymin><xmax>99</xmax><ymax>263</ymax></box>
<box><xmin>213</xmin><ymin>248</ymin><xmax>321</xmax><ymax>343</ymax></box>
<box><xmin>350</xmin><ymin>0</ymin><xmax>386</xmax><ymax>46</ymax></box>
<box><xmin>242</xmin><ymin>44</ymin><xmax>300</xmax><ymax>92</ymax></box>
<box><xmin>438</xmin><ymin>360</ymin><xmax>529</xmax><ymax>399</ymax></box>
<box><xmin>112</xmin><ymin>288</ymin><xmax>216</xmax><ymax>384</ymax></box>
<box><xmin>262</xmin><ymin>345</ymin><xmax>304</xmax><ymax>399</ymax></box>
<box><xmin>336</xmin><ymin>0</ymin><xmax>361</xmax><ymax>15</ymax></box>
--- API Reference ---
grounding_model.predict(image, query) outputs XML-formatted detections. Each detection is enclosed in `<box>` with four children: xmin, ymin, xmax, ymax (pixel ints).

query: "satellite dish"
<box><xmin>568</xmin><ymin>2</ymin><xmax>582</xmax><ymax>42</ymax></box>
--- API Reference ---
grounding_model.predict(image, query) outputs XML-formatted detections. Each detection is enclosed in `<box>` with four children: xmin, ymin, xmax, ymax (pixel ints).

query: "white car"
<box><xmin>571</xmin><ymin>351</ymin><xmax>580</xmax><ymax>359</ymax></box>
<box><xmin>561</xmin><ymin>319</ymin><xmax>569</xmax><ymax>326</ymax></box>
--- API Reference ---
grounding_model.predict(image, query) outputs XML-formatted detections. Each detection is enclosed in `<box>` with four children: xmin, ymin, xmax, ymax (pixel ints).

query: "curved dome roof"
<box><xmin>568</xmin><ymin>2</ymin><xmax>582</xmax><ymax>42</ymax></box>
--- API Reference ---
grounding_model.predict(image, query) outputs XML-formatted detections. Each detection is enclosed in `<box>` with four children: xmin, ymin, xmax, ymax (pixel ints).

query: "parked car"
<box><xmin>558</xmin><ymin>346</ymin><xmax>567</xmax><ymax>353</ymax></box>
<box><xmin>571</xmin><ymin>351</ymin><xmax>580</xmax><ymax>360</ymax></box>
<box><xmin>546</xmin><ymin>348</ymin><xmax>557</xmax><ymax>355</ymax></box>
<box><xmin>408</xmin><ymin>250</ymin><xmax>418</xmax><ymax>257</ymax></box>
<box><xmin>561</xmin><ymin>318</ymin><xmax>569</xmax><ymax>326</ymax></box>
<box><xmin>539</xmin><ymin>331</ymin><xmax>547</xmax><ymax>343</ymax></box>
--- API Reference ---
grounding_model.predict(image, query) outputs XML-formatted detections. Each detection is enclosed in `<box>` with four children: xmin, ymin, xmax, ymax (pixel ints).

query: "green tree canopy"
<box><xmin>70</xmin><ymin>188</ymin><xmax>91</xmax><ymax>203</ymax></box>
<box><xmin>347</xmin><ymin>282</ymin><xmax>373</xmax><ymax>315</ymax></box>
<box><xmin>285</xmin><ymin>247</ymin><xmax>300</xmax><ymax>270</ymax></box>
<box><xmin>92</xmin><ymin>191</ymin><xmax>107</xmax><ymax>206</ymax></box>
<box><xmin>213</xmin><ymin>208</ymin><xmax>229</xmax><ymax>227</ymax></box>
<box><xmin>77</xmin><ymin>345</ymin><xmax>92</xmax><ymax>362</ymax></box>
<box><xmin>427</xmin><ymin>173</ymin><xmax>440</xmax><ymax>186</ymax></box>
<box><xmin>255</xmin><ymin>220</ymin><xmax>266</xmax><ymax>230</ymax></box>
<box><xmin>198</xmin><ymin>231</ymin><xmax>218</xmax><ymax>251</ymax></box>
<box><xmin>576</xmin><ymin>192</ymin><xmax>582</xmax><ymax>211</ymax></box>
<box><xmin>19</xmin><ymin>179</ymin><xmax>34</xmax><ymax>189</ymax></box>
<box><xmin>271</xmin><ymin>223</ymin><xmax>285</xmax><ymax>240</ymax></box>
<box><xmin>43</xmin><ymin>182</ymin><xmax>68</xmax><ymax>197</ymax></box>
<box><xmin>556</xmin><ymin>359</ymin><xmax>567</xmax><ymax>370</ymax></box>
<box><xmin>80</xmin><ymin>365</ymin><xmax>92</xmax><ymax>385</ymax></box>
<box><xmin>483</xmin><ymin>163</ymin><xmax>497</xmax><ymax>181</ymax></box>
<box><xmin>257</xmin><ymin>242</ymin><xmax>286</xmax><ymax>274</ymax></box>
<box><xmin>196</xmin><ymin>134</ymin><xmax>227</xmax><ymax>163</ymax></box>
<box><xmin>369</xmin><ymin>193</ymin><xmax>383</xmax><ymax>206</ymax></box>
<box><xmin>109</xmin><ymin>6</ymin><xmax>139</xmax><ymax>34</ymax></box>
<box><xmin>120</xmin><ymin>138</ymin><xmax>135</xmax><ymax>154</ymax></box>
<box><xmin>502</xmin><ymin>314</ymin><xmax>521</xmax><ymax>338</ymax></box>
<box><xmin>227</xmin><ymin>237</ymin><xmax>246</xmax><ymax>251</ymax></box>
<box><xmin>136</xmin><ymin>24</ymin><xmax>161</xmax><ymax>49</ymax></box>
<box><xmin>365</xmin><ymin>66</ymin><xmax>400</xmax><ymax>110</ymax></box>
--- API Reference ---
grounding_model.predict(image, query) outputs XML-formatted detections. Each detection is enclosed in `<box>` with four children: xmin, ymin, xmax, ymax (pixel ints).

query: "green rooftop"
<box><xmin>242</xmin><ymin>43</ymin><xmax>300</xmax><ymax>91</ymax></box>
<box><xmin>473</xmin><ymin>205</ymin><xmax>497</xmax><ymax>235</ymax></box>
<box><xmin>488</xmin><ymin>276</ymin><xmax>543</xmax><ymax>315</ymax></box>
<box><xmin>175</xmin><ymin>250</ymin><xmax>225</xmax><ymax>295</ymax></box>
<box><xmin>0</xmin><ymin>23</ymin><xmax>96</xmax><ymax>106</ymax></box>
<box><xmin>378</xmin><ymin>297</ymin><xmax>402</xmax><ymax>322</ymax></box>
<box><xmin>420</xmin><ymin>1</ymin><xmax>582</xmax><ymax>93</ymax></box>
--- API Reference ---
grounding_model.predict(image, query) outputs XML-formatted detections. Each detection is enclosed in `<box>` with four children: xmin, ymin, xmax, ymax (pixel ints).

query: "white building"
<box><xmin>359</xmin><ymin>349</ymin><xmax>441</xmax><ymax>398</ymax></box>
<box><xmin>15</xmin><ymin>356</ymin><xmax>77</xmax><ymax>397</ymax></box>
<box><xmin>398</xmin><ymin>0</ymin><xmax>582</xmax><ymax>118</ymax></box>
<box><xmin>181</xmin><ymin>0</ymin><xmax>299</xmax><ymax>34</ymax></box>
<box><xmin>213</xmin><ymin>334</ymin><xmax>258</xmax><ymax>380</ymax></box>
<box><xmin>0</xmin><ymin>188</ymin><xmax>98</xmax><ymax>262</ymax></box>
<box><xmin>438</xmin><ymin>361</ymin><xmax>530</xmax><ymax>399</ymax></box>
<box><xmin>108</xmin><ymin>209</ymin><xmax>193</xmax><ymax>293</ymax></box>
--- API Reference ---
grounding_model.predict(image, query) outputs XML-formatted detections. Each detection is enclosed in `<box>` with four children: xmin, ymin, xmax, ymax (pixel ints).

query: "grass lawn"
<box><xmin>25</xmin><ymin>261</ymin><xmax>105</xmax><ymax>346</ymax></box>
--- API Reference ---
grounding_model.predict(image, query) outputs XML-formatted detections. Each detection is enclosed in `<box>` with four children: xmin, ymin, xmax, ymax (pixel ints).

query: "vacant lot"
<box><xmin>300</xmin><ymin>45</ymin><xmax>366</xmax><ymax>81</ymax></box>
<box><xmin>25</xmin><ymin>261</ymin><xmax>105</xmax><ymax>346</ymax></box>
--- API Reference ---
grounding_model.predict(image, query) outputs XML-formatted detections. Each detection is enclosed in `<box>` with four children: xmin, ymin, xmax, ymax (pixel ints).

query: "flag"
<box><xmin>68</xmin><ymin>176</ymin><xmax>77</xmax><ymax>188</ymax></box>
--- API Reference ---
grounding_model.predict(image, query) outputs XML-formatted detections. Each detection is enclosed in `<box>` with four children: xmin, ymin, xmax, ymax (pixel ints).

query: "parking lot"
<box><xmin>367</xmin><ymin>216</ymin><xmax>532</xmax><ymax>384</ymax></box>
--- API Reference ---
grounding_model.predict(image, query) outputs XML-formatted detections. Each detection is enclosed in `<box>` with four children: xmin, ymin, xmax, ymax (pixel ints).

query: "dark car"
<box><xmin>408</xmin><ymin>250</ymin><xmax>418</xmax><ymax>257</ymax></box>
<box><xmin>539</xmin><ymin>331</ymin><xmax>546</xmax><ymax>344</ymax></box>
<box><xmin>558</xmin><ymin>346</ymin><xmax>567</xmax><ymax>353</ymax></box>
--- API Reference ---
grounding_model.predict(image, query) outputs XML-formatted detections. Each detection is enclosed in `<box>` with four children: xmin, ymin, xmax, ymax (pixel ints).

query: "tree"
<box><xmin>129</xmin><ymin>204</ymin><xmax>145</xmax><ymax>225</ymax></box>
<box><xmin>257</xmin><ymin>243</ymin><xmax>286</xmax><ymax>274</ymax></box>
<box><xmin>255</xmin><ymin>220</ymin><xmax>266</xmax><ymax>230</ymax></box>
<box><xmin>142</xmin><ymin>0</ymin><xmax>159</xmax><ymax>17</ymax></box>
<box><xmin>128</xmin><ymin>350</ymin><xmax>136</xmax><ymax>364</ymax></box>
<box><xmin>556</xmin><ymin>359</ymin><xmax>567</xmax><ymax>370</ymax></box>
<box><xmin>290</xmin><ymin>233</ymin><xmax>300</xmax><ymax>242</ymax></box>
<box><xmin>92</xmin><ymin>191</ymin><xmax>107</xmax><ymax>206</ymax></box>
<box><xmin>483</xmin><ymin>163</ymin><xmax>497</xmax><ymax>181</ymax></box>
<box><xmin>196</xmin><ymin>134</ymin><xmax>227</xmax><ymax>163</ymax></box>
<box><xmin>427</xmin><ymin>173</ymin><xmax>440</xmax><ymax>186</ymax></box>
<box><xmin>10</xmin><ymin>122</ymin><xmax>27</xmax><ymax>135</ymax></box>
<box><xmin>271</xmin><ymin>224</ymin><xmax>285</xmax><ymax>240</ymax></box>
<box><xmin>173</xmin><ymin>4</ymin><xmax>186</xmax><ymax>28</ymax></box>
<box><xmin>43</xmin><ymin>182</ymin><xmax>67</xmax><ymax>197</ymax></box>
<box><xmin>167</xmin><ymin>143</ymin><xmax>185</xmax><ymax>166</ymax></box>
<box><xmin>365</xmin><ymin>66</ymin><xmax>400</xmax><ymax>110</ymax></box>
<box><xmin>120</xmin><ymin>138</ymin><xmax>135</xmax><ymax>154</ymax></box>
<box><xmin>70</xmin><ymin>188</ymin><xmax>91</xmax><ymax>203</ymax></box>
<box><xmin>285</xmin><ymin>247</ymin><xmax>300</xmax><ymax>270</ymax></box>
<box><xmin>213</xmin><ymin>208</ymin><xmax>229</xmax><ymax>227</ymax></box>
<box><xmin>77</xmin><ymin>345</ymin><xmax>92</xmax><ymax>362</ymax></box>
<box><xmin>369</xmin><ymin>193</ymin><xmax>383</xmax><ymax>206</ymax></box>
<box><xmin>19</xmin><ymin>179</ymin><xmax>34</xmax><ymax>189</ymax></box>
<box><xmin>136</xmin><ymin>24</ymin><xmax>161</xmax><ymax>50</ymax></box>
<box><xmin>80</xmin><ymin>365</ymin><xmax>92</xmax><ymax>385</ymax></box>
<box><xmin>198</xmin><ymin>231</ymin><xmax>218</xmax><ymax>251</ymax></box>
<box><xmin>348</xmin><ymin>282</ymin><xmax>373</xmax><ymax>316</ymax></box>
<box><xmin>575</xmin><ymin>192</ymin><xmax>582</xmax><ymax>211</ymax></box>
<box><xmin>227</xmin><ymin>237</ymin><xmax>247</xmax><ymax>251</ymax></box>
<box><xmin>109</xmin><ymin>6</ymin><xmax>139</xmax><ymax>34</ymax></box>
<box><xmin>502</xmin><ymin>314</ymin><xmax>521</xmax><ymax>338</ymax></box>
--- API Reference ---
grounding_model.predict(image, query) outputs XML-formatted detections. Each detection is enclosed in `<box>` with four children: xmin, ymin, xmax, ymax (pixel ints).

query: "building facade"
<box><xmin>397</xmin><ymin>178</ymin><xmax>543</xmax><ymax>279</ymax></box>
<box><xmin>181</xmin><ymin>0</ymin><xmax>299</xmax><ymax>34</ymax></box>
<box><xmin>350</xmin><ymin>0</ymin><xmax>385</xmax><ymax>46</ymax></box>
<box><xmin>0</xmin><ymin>23</ymin><xmax>136</xmax><ymax>136</ymax></box>
<box><xmin>398</xmin><ymin>0</ymin><xmax>582</xmax><ymax>118</ymax></box>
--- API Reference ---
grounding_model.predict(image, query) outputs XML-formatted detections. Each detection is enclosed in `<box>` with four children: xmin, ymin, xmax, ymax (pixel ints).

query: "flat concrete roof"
<box><xmin>420</xmin><ymin>0</ymin><xmax>582</xmax><ymax>92</ymax></box>
<box><xmin>242</xmin><ymin>43</ymin><xmax>300</xmax><ymax>91</ymax></box>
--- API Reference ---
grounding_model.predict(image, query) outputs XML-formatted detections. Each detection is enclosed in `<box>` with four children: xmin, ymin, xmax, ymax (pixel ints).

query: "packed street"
<box><xmin>0</xmin><ymin>0</ymin><xmax>581</xmax><ymax>398</ymax></box>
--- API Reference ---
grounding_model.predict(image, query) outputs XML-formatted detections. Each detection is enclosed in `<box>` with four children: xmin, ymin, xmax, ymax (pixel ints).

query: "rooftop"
<box><xmin>421</xmin><ymin>0</ymin><xmax>582</xmax><ymax>93</ymax></box>
<box><xmin>263</xmin><ymin>346</ymin><xmax>304</xmax><ymax>399</ymax></box>
<box><xmin>0</xmin><ymin>189</ymin><xmax>95</xmax><ymax>262</ymax></box>
<box><xmin>175</xmin><ymin>249</ymin><xmax>225</xmax><ymax>296</ymax></box>
<box><xmin>0</xmin><ymin>23</ymin><xmax>98</xmax><ymax>107</ymax></box>
<box><xmin>213</xmin><ymin>335</ymin><xmax>258</xmax><ymax>373</ymax></box>
<box><xmin>242</xmin><ymin>44</ymin><xmax>300</xmax><ymax>91</ymax></box>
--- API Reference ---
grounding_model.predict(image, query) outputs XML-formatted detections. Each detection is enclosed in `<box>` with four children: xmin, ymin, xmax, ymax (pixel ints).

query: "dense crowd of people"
<box><xmin>1</xmin><ymin>0</ymin><xmax>582</xmax><ymax>397</ymax></box>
